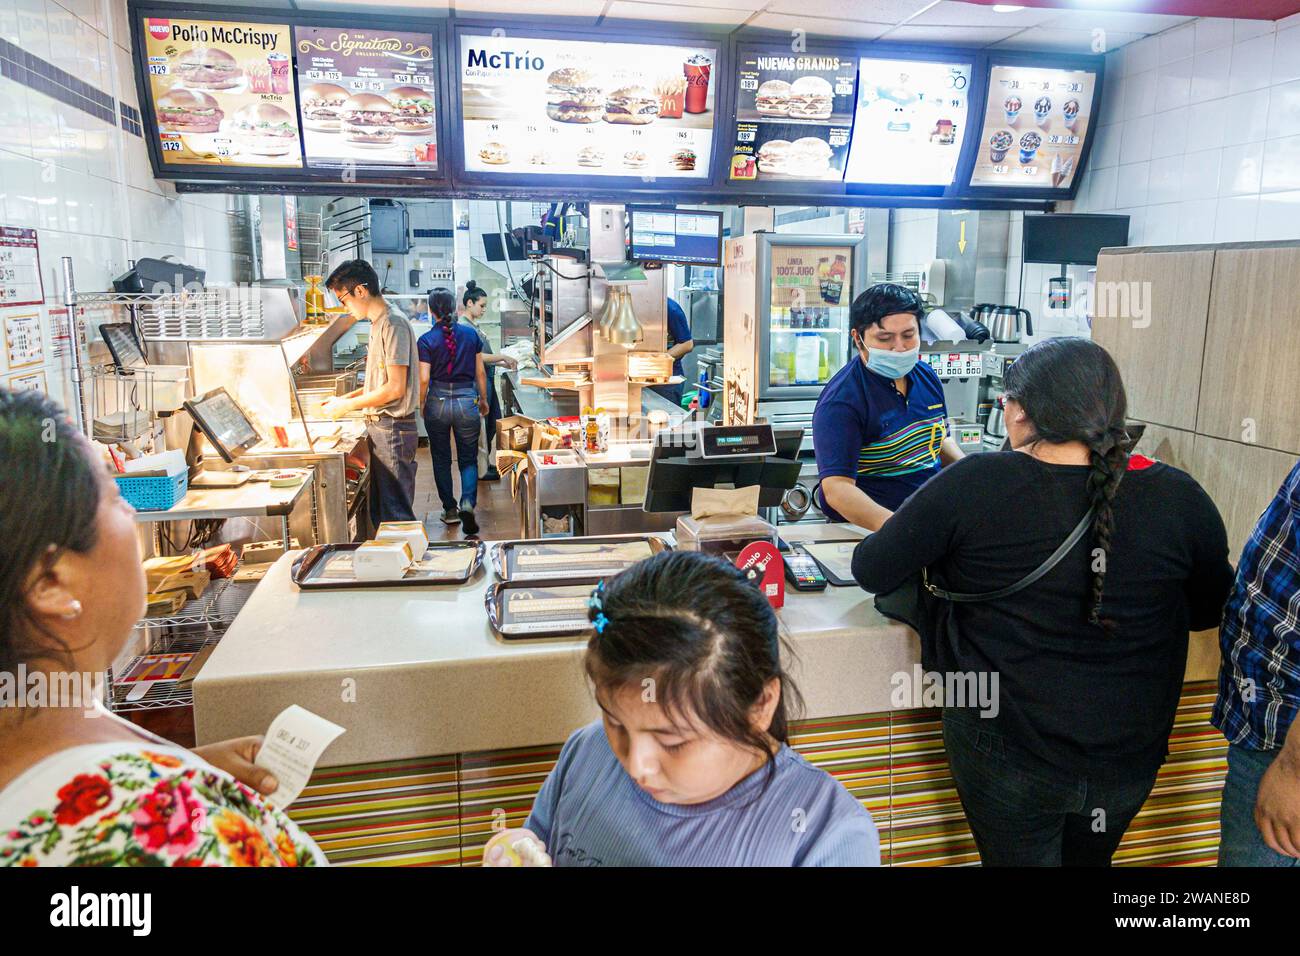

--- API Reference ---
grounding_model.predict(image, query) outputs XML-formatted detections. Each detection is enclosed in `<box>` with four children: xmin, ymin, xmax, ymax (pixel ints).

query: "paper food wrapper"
<box><xmin>690</xmin><ymin>485</ymin><xmax>761</xmax><ymax>519</ymax></box>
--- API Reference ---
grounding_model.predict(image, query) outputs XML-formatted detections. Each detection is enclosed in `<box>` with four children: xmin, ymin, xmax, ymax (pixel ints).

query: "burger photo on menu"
<box><xmin>142</xmin><ymin>18</ymin><xmax>302</xmax><ymax>168</ymax></box>
<box><xmin>460</xmin><ymin>33</ymin><xmax>717</xmax><ymax>179</ymax></box>
<box><xmin>787</xmin><ymin>76</ymin><xmax>834</xmax><ymax>120</ymax></box>
<box><xmin>293</xmin><ymin>25</ymin><xmax>438</xmax><ymax>169</ymax></box>
<box><xmin>300</xmin><ymin>82</ymin><xmax>350</xmax><ymax>132</ymax></box>
<box><xmin>341</xmin><ymin>93</ymin><xmax>397</xmax><ymax>147</ymax></box>
<box><xmin>155</xmin><ymin>88</ymin><xmax>224</xmax><ymax>133</ymax></box>
<box><xmin>755</xmin><ymin>78</ymin><xmax>792</xmax><ymax>117</ymax></box>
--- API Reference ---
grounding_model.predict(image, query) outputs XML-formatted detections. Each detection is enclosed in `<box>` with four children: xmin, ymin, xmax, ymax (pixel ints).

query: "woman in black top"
<box><xmin>853</xmin><ymin>338</ymin><xmax>1234</xmax><ymax>866</ymax></box>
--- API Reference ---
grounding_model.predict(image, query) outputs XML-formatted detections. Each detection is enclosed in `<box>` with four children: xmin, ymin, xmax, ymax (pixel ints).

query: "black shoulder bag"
<box><xmin>873</xmin><ymin>505</ymin><xmax>1097</xmax><ymax>670</ymax></box>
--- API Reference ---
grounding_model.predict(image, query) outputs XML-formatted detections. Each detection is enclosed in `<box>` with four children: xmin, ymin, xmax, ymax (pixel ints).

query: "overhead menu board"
<box><xmin>458</xmin><ymin>33</ymin><xmax>719</xmax><ymax>179</ymax></box>
<box><xmin>294</xmin><ymin>26</ymin><xmax>439</xmax><ymax>171</ymax></box>
<box><xmin>141</xmin><ymin>16</ymin><xmax>302</xmax><ymax>168</ymax></box>
<box><xmin>843</xmin><ymin>56</ymin><xmax>972</xmax><ymax>187</ymax></box>
<box><xmin>727</xmin><ymin>49</ymin><xmax>857</xmax><ymax>183</ymax></box>
<box><xmin>968</xmin><ymin>63</ymin><xmax>1098</xmax><ymax>192</ymax></box>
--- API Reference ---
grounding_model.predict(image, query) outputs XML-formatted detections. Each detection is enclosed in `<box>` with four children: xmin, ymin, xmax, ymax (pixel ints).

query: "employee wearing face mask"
<box><xmin>812</xmin><ymin>283</ymin><xmax>964</xmax><ymax>532</ymax></box>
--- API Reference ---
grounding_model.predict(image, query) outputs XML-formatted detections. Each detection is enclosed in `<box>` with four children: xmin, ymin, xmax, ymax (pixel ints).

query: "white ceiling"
<box><xmin>162</xmin><ymin>0</ymin><xmax>1199</xmax><ymax>52</ymax></box>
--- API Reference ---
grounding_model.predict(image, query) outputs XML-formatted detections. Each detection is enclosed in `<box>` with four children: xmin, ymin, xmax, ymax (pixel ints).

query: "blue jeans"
<box><xmin>942</xmin><ymin>708</ymin><xmax>1158</xmax><ymax>866</ymax></box>
<box><xmin>365</xmin><ymin>415</ymin><xmax>418</xmax><ymax>527</ymax></box>
<box><xmin>424</xmin><ymin>383</ymin><xmax>480</xmax><ymax>512</ymax></box>
<box><xmin>1218</xmin><ymin>742</ymin><xmax>1300</xmax><ymax>866</ymax></box>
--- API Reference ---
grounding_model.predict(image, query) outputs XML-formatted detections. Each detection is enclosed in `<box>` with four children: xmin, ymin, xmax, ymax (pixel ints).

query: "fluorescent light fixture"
<box><xmin>992</xmin><ymin>4</ymin><xmax>1025</xmax><ymax>11</ymax></box>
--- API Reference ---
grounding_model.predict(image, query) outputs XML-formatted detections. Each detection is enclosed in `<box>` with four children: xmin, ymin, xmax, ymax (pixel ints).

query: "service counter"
<box><xmin>192</xmin><ymin>525</ymin><xmax>1226</xmax><ymax>867</ymax></box>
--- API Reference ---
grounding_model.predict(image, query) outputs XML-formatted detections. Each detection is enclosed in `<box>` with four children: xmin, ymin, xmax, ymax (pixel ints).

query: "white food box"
<box><xmin>374</xmin><ymin>521</ymin><xmax>429</xmax><ymax>558</ymax></box>
<box><xmin>352</xmin><ymin>540</ymin><xmax>414</xmax><ymax>580</ymax></box>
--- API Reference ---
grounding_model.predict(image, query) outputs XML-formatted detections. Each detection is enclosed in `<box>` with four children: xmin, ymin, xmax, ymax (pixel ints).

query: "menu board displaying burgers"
<box><xmin>141</xmin><ymin>16</ymin><xmax>302</xmax><ymax>168</ymax></box>
<box><xmin>459</xmin><ymin>33</ymin><xmax>718</xmax><ymax>179</ymax></box>
<box><xmin>294</xmin><ymin>26</ymin><xmax>438</xmax><ymax>170</ymax></box>
<box><xmin>968</xmin><ymin>64</ymin><xmax>1097</xmax><ymax>191</ymax></box>
<box><xmin>728</xmin><ymin>50</ymin><xmax>857</xmax><ymax>183</ymax></box>
<box><xmin>843</xmin><ymin>57</ymin><xmax>972</xmax><ymax>187</ymax></box>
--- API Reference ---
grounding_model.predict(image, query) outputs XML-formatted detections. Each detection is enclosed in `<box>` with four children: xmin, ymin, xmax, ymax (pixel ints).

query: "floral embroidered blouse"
<box><xmin>0</xmin><ymin>743</ymin><xmax>327</xmax><ymax>868</ymax></box>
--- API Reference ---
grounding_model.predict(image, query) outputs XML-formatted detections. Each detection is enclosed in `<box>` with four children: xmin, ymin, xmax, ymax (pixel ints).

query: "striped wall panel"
<box><xmin>289</xmin><ymin>681</ymin><xmax>1225</xmax><ymax>867</ymax></box>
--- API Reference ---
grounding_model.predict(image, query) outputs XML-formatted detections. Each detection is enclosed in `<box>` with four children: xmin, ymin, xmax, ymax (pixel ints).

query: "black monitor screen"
<box><xmin>482</xmin><ymin>232</ymin><xmax>527</xmax><ymax>262</ymax></box>
<box><xmin>628</xmin><ymin>207</ymin><xmax>723</xmax><ymax>266</ymax></box>
<box><xmin>185</xmin><ymin>388</ymin><xmax>261</xmax><ymax>463</ymax></box>
<box><xmin>1023</xmin><ymin>213</ymin><xmax>1130</xmax><ymax>266</ymax></box>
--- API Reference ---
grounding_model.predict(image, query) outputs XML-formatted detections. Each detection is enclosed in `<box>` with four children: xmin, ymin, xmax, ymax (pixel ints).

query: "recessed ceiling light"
<box><xmin>992</xmin><ymin>4</ymin><xmax>1025</xmax><ymax>11</ymax></box>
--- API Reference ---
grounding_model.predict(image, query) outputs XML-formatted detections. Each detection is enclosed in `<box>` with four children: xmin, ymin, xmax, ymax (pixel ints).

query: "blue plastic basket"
<box><xmin>115</xmin><ymin>471</ymin><xmax>188</xmax><ymax>511</ymax></box>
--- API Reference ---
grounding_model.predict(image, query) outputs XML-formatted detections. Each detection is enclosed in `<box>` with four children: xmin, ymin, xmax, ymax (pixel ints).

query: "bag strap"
<box><xmin>923</xmin><ymin>505</ymin><xmax>1097</xmax><ymax>603</ymax></box>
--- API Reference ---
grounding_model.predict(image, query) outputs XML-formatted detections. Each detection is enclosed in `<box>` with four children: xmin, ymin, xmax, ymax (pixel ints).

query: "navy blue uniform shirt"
<box><xmin>417</xmin><ymin>320</ymin><xmax>483</xmax><ymax>387</ymax></box>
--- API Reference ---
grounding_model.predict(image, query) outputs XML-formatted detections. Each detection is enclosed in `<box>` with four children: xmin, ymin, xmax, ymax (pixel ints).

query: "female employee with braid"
<box><xmin>418</xmin><ymin>288</ymin><xmax>488</xmax><ymax>536</ymax></box>
<box><xmin>853</xmin><ymin>338</ymin><xmax>1234</xmax><ymax>866</ymax></box>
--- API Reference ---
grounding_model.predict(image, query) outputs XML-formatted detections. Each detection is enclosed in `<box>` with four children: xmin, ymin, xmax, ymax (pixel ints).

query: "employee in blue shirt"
<box><xmin>649</xmin><ymin>297</ymin><xmax>694</xmax><ymax>407</ymax></box>
<box><xmin>812</xmin><ymin>283</ymin><xmax>964</xmax><ymax>531</ymax></box>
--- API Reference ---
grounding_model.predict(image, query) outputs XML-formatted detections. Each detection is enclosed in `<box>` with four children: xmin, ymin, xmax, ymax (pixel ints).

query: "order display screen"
<box><xmin>627</xmin><ymin>208</ymin><xmax>723</xmax><ymax>265</ymax></box>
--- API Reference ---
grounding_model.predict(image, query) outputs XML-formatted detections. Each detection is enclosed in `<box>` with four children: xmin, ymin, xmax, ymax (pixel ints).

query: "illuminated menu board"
<box><xmin>458</xmin><ymin>33</ymin><xmax>718</xmax><ymax>179</ymax></box>
<box><xmin>141</xmin><ymin>16</ymin><xmax>302</xmax><ymax>168</ymax></box>
<box><xmin>294</xmin><ymin>26</ymin><xmax>438</xmax><ymax>171</ymax></box>
<box><xmin>843</xmin><ymin>57</ymin><xmax>971</xmax><ymax>187</ymax></box>
<box><xmin>969</xmin><ymin>64</ymin><xmax>1098</xmax><ymax>191</ymax></box>
<box><xmin>727</xmin><ymin>49</ymin><xmax>856</xmax><ymax>183</ymax></box>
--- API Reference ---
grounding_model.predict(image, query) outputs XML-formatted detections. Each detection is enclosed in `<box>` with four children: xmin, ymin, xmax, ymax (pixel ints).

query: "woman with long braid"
<box><xmin>852</xmin><ymin>338</ymin><xmax>1234</xmax><ymax>865</ymax></box>
<box><xmin>417</xmin><ymin>288</ymin><xmax>488</xmax><ymax>535</ymax></box>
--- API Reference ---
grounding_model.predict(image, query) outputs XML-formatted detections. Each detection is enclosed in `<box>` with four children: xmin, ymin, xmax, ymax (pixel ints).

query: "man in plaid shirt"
<box><xmin>1213</xmin><ymin>460</ymin><xmax>1300</xmax><ymax>866</ymax></box>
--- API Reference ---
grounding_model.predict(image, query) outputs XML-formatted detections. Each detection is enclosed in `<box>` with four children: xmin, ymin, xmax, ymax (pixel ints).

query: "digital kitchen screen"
<box><xmin>458</xmin><ymin>33</ymin><xmax>719</xmax><ymax>179</ymax></box>
<box><xmin>294</xmin><ymin>25</ymin><xmax>438</xmax><ymax>171</ymax></box>
<box><xmin>968</xmin><ymin>63</ymin><xmax>1098</xmax><ymax>192</ymax></box>
<box><xmin>140</xmin><ymin>15</ymin><xmax>303</xmax><ymax>168</ymax></box>
<box><xmin>627</xmin><ymin>208</ymin><xmax>723</xmax><ymax>265</ymax></box>
<box><xmin>843</xmin><ymin>56</ymin><xmax>971</xmax><ymax>186</ymax></box>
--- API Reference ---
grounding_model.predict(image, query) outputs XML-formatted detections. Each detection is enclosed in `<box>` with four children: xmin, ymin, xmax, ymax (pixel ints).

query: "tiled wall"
<box><xmin>0</xmin><ymin>0</ymin><xmax>249</xmax><ymax>404</ymax></box>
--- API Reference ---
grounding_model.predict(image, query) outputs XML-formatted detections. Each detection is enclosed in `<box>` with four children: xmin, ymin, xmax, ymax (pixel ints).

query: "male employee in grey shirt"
<box><xmin>322</xmin><ymin>259</ymin><xmax>421</xmax><ymax>526</ymax></box>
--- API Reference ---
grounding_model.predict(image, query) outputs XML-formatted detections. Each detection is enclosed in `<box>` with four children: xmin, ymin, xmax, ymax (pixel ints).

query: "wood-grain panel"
<box><xmin>1198</xmin><ymin>244</ymin><xmax>1300</xmax><ymax>455</ymax></box>
<box><xmin>1129</xmin><ymin>421</ymin><xmax>1197</xmax><ymax>474</ymax></box>
<box><xmin>1188</xmin><ymin>434</ymin><xmax>1298</xmax><ymax>562</ymax></box>
<box><xmin>1093</xmin><ymin>249</ymin><xmax>1214</xmax><ymax>431</ymax></box>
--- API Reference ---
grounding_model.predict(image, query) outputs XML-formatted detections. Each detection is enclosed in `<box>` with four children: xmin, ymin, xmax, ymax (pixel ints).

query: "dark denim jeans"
<box><xmin>365</xmin><ymin>414</ymin><xmax>418</xmax><ymax>527</ymax></box>
<box><xmin>425</xmin><ymin>382</ymin><xmax>480</xmax><ymax>512</ymax></box>
<box><xmin>1218</xmin><ymin>742</ymin><xmax>1300</xmax><ymax>867</ymax></box>
<box><xmin>942</xmin><ymin>708</ymin><xmax>1158</xmax><ymax>866</ymax></box>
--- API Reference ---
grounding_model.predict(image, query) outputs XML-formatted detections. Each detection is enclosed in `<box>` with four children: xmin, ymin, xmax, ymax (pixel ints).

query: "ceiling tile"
<box><xmin>761</xmin><ymin>0</ymin><xmax>933</xmax><ymax>21</ymax></box>
<box><xmin>604</xmin><ymin>1</ymin><xmax>752</xmax><ymax>26</ymax></box>
<box><xmin>747</xmin><ymin>12</ymin><xmax>894</xmax><ymax>41</ymax></box>
<box><xmin>878</xmin><ymin>24</ymin><xmax>1025</xmax><ymax>47</ymax></box>
<box><xmin>904</xmin><ymin>1</ymin><xmax>1060</xmax><ymax>29</ymax></box>
<box><xmin>614</xmin><ymin>0</ymin><xmax>767</xmax><ymax>8</ymax></box>
<box><xmin>293</xmin><ymin>0</ymin><xmax>448</xmax><ymax>9</ymax></box>
<box><xmin>991</xmin><ymin>28</ymin><xmax>1145</xmax><ymax>55</ymax></box>
<box><xmin>1036</xmin><ymin>11</ymin><xmax>1195</xmax><ymax>37</ymax></box>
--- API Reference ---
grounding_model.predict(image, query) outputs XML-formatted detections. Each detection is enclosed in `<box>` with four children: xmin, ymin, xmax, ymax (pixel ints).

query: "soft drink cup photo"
<box><xmin>684</xmin><ymin>54</ymin><xmax>712</xmax><ymax>113</ymax></box>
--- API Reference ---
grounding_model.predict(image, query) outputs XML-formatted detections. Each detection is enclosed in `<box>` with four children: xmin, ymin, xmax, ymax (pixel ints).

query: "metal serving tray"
<box><xmin>291</xmin><ymin>541</ymin><xmax>484</xmax><ymax>589</ymax></box>
<box><xmin>485</xmin><ymin>577</ymin><xmax>601</xmax><ymax>640</ymax></box>
<box><xmin>490</xmin><ymin>535</ymin><xmax>669</xmax><ymax>583</ymax></box>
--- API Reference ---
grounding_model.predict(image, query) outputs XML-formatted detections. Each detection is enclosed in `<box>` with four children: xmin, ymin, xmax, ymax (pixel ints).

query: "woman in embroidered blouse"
<box><xmin>0</xmin><ymin>389</ymin><xmax>325</xmax><ymax>867</ymax></box>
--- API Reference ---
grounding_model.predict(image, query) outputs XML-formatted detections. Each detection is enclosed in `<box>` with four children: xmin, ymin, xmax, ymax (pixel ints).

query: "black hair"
<box><xmin>325</xmin><ymin>259</ymin><xmax>381</xmax><ymax>297</ymax></box>
<box><xmin>428</xmin><ymin>287</ymin><xmax>459</xmax><ymax>378</ymax></box>
<box><xmin>0</xmin><ymin>389</ymin><xmax>101</xmax><ymax>676</ymax></box>
<box><xmin>584</xmin><ymin>550</ymin><xmax>803</xmax><ymax>787</ymax></box>
<box><xmin>463</xmin><ymin>280</ymin><xmax>488</xmax><ymax>308</ymax></box>
<box><xmin>1002</xmin><ymin>337</ymin><xmax>1129</xmax><ymax>629</ymax></box>
<box><xmin>849</xmin><ymin>282</ymin><xmax>924</xmax><ymax>337</ymax></box>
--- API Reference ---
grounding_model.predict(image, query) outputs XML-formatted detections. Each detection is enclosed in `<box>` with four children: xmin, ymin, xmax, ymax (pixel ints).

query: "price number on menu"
<box><xmin>148</xmin><ymin>63</ymin><xmax>168</xmax><ymax>76</ymax></box>
<box><xmin>947</xmin><ymin>71</ymin><xmax>968</xmax><ymax>90</ymax></box>
<box><xmin>525</xmin><ymin>125</ymin><xmax>537</xmax><ymax>134</ymax></box>
<box><xmin>160</xmin><ymin>139</ymin><xmax>181</xmax><ymax>152</ymax></box>
<box><xmin>677</xmin><ymin>130</ymin><xmax>690</xmax><ymax>139</ymax></box>
<box><xmin>1047</xmin><ymin>134</ymin><xmax>1080</xmax><ymax>146</ymax></box>
<box><xmin>737</xmin><ymin>128</ymin><xmax>755</xmax><ymax>142</ymax></box>
<box><xmin>740</xmin><ymin>77</ymin><xmax>758</xmax><ymax>91</ymax></box>
<box><xmin>1065</xmin><ymin>82</ymin><xmax>1083</xmax><ymax>93</ymax></box>
<box><xmin>326</xmin><ymin>71</ymin><xmax>343</xmax><ymax>81</ymax></box>
<box><xmin>1006</xmin><ymin>79</ymin><xmax>1020</xmax><ymax>90</ymax></box>
<box><xmin>835</xmin><ymin>80</ymin><xmax>854</xmax><ymax>96</ymax></box>
<box><xmin>216</xmin><ymin>144</ymin><xmax>233</xmax><ymax>158</ymax></box>
<box><xmin>992</xmin><ymin>164</ymin><xmax>1007</xmax><ymax>174</ymax></box>
<box><xmin>1022</xmin><ymin>166</ymin><xmax>1039</xmax><ymax>177</ymax></box>
<box><xmin>394</xmin><ymin>73</ymin><xmax>412</xmax><ymax>84</ymax></box>
<box><xmin>631</xmin><ymin>129</ymin><xmax>642</xmax><ymax>137</ymax></box>
<box><xmin>828</xmin><ymin>129</ymin><xmax>849</xmax><ymax>147</ymax></box>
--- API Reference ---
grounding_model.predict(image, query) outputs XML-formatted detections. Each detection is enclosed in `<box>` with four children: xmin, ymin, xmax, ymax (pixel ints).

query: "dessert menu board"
<box><xmin>843</xmin><ymin>57</ymin><xmax>972</xmax><ymax>186</ymax></box>
<box><xmin>459</xmin><ymin>34</ymin><xmax>718</xmax><ymax>179</ymax></box>
<box><xmin>728</xmin><ymin>50</ymin><xmax>857</xmax><ymax>183</ymax></box>
<box><xmin>0</xmin><ymin>227</ymin><xmax>44</xmax><ymax>307</ymax></box>
<box><xmin>969</xmin><ymin>64</ymin><xmax>1097</xmax><ymax>191</ymax></box>
<box><xmin>141</xmin><ymin>16</ymin><xmax>303</xmax><ymax>168</ymax></box>
<box><xmin>294</xmin><ymin>26</ymin><xmax>438</xmax><ymax>170</ymax></box>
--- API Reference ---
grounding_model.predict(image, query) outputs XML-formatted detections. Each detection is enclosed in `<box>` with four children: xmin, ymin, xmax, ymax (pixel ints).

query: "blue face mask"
<box><xmin>860</xmin><ymin>341</ymin><xmax>920</xmax><ymax>380</ymax></box>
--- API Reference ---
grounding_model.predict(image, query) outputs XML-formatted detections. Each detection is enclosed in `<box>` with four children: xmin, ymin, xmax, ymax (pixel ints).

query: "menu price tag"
<box><xmin>0</xmin><ymin>227</ymin><xmax>44</xmax><ymax>307</ymax></box>
<box><xmin>254</xmin><ymin>704</ymin><xmax>346</xmax><ymax>809</ymax></box>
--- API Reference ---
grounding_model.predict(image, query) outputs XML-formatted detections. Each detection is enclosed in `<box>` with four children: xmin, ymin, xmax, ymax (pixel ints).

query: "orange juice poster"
<box><xmin>769</xmin><ymin>245</ymin><xmax>851</xmax><ymax>308</ymax></box>
<box><xmin>142</xmin><ymin>17</ymin><xmax>303</xmax><ymax>168</ymax></box>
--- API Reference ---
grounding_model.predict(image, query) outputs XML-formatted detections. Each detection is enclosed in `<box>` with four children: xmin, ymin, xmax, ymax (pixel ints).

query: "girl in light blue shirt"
<box><xmin>485</xmin><ymin>550</ymin><xmax>880</xmax><ymax>867</ymax></box>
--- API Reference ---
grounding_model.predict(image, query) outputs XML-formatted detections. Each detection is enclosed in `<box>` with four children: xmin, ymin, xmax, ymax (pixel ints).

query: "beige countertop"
<box><xmin>193</xmin><ymin>524</ymin><xmax>1221</xmax><ymax>765</ymax></box>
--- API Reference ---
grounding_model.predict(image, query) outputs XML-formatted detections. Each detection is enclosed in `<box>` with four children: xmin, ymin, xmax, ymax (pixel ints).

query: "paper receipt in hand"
<box><xmin>254</xmin><ymin>705</ymin><xmax>346</xmax><ymax>809</ymax></box>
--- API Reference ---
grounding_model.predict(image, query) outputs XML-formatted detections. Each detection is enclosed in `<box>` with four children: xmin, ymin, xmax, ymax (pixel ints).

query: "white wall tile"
<box><xmin>1149</xmin><ymin>106</ymin><xmax>1189</xmax><ymax>159</ymax></box>
<box><xmin>1159</xmin><ymin>22</ymin><xmax>1196</xmax><ymax>65</ymax></box>
<box><xmin>1146</xmin><ymin>153</ymin><xmax>1183</xmax><ymax>205</ymax></box>
<box><xmin>1219</xmin><ymin>142</ymin><xmax>1264</xmax><ymax>196</ymax></box>
<box><xmin>1222</xmin><ymin>89</ymin><xmax>1271</xmax><ymax>145</ymax></box>
<box><xmin>0</xmin><ymin>79</ymin><xmax>32</xmax><ymax>157</ymax></box>
<box><xmin>1087</xmin><ymin>164</ymin><xmax>1119</xmax><ymax>211</ymax></box>
<box><xmin>1213</xmin><ymin>195</ymin><xmax>1259</xmax><ymax>241</ymax></box>
<box><xmin>1115</xmin><ymin>161</ymin><xmax>1150</xmax><ymax>207</ymax></box>
<box><xmin>0</xmin><ymin>0</ymin><xmax>20</xmax><ymax>43</ymax></box>
<box><xmin>1187</xmin><ymin>97</ymin><xmax>1228</xmax><ymax>150</ymax></box>
<box><xmin>1154</xmin><ymin>57</ymin><xmax>1193</xmax><ymax>111</ymax></box>
<box><xmin>1181</xmin><ymin>147</ymin><xmax>1223</xmax><ymax>200</ymax></box>
<box><xmin>1177</xmin><ymin>198</ymin><xmax>1217</xmax><ymax>243</ymax></box>
<box><xmin>1124</xmin><ymin>36</ymin><xmax>1161</xmax><ymax>78</ymax></box>
<box><xmin>1195</xmin><ymin>18</ymin><xmax>1236</xmax><ymax>54</ymax></box>
<box><xmin>1099</xmin><ymin>66</ymin><xmax>1123</xmax><ymax>126</ymax></box>
<box><xmin>1190</xmin><ymin>45</ymin><xmax>1231</xmax><ymax>103</ymax></box>
<box><xmin>1234</xmin><ymin>18</ymin><xmax>1275</xmax><ymax>43</ymax></box>
<box><xmin>1091</xmin><ymin>121</ymin><xmax>1121</xmax><ymax>168</ymax></box>
<box><xmin>1230</xmin><ymin>33</ymin><xmax>1276</xmax><ymax>95</ymax></box>
<box><xmin>1124</xmin><ymin>68</ymin><xmax>1158</xmax><ymax>119</ymax></box>
<box><xmin>1275</xmin><ymin>26</ymin><xmax>1300</xmax><ymax>86</ymax></box>
<box><xmin>15</xmin><ymin>0</ymin><xmax>50</xmax><ymax>60</ymax></box>
<box><xmin>0</xmin><ymin>148</ymin><xmax>39</xmax><ymax>226</ymax></box>
<box><xmin>1256</xmin><ymin>189</ymin><xmax>1300</xmax><ymax>240</ymax></box>
<box><xmin>1144</xmin><ymin>202</ymin><xmax>1179</xmax><ymax>245</ymax></box>
<box><xmin>1119</xmin><ymin>115</ymin><xmax>1154</xmax><ymax>164</ymax></box>
<box><xmin>1267</xmin><ymin>78</ymin><xmax>1300</xmax><ymax>140</ymax></box>
<box><xmin>1263</xmin><ymin>134</ymin><xmax>1300</xmax><ymax>193</ymax></box>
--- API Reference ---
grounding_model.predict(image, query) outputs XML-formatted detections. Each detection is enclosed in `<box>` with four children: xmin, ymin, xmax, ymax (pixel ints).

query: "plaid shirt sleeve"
<box><xmin>1213</xmin><ymin>460</ymin><xmax>1300</xmax><ymax>750</ymax></box>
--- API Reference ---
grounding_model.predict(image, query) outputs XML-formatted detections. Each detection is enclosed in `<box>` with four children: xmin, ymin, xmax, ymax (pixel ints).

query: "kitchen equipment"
<box><xmin>972</xmin><ymin>303</ymin><xmax>1034</xmax><ymax>343</ymax></box>
<box><xmin>985</xmin><ymin>395</ymin><xmax>1007</xmax><ymax>440</ymax></box>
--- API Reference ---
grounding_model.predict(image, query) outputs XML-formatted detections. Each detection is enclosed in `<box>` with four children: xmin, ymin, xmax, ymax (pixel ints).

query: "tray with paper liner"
<box><xmin>291</xmin><ymin>540</ymin><xmax>484</xmax><ymax>589</ymax></box>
